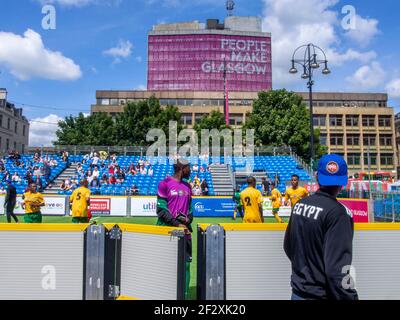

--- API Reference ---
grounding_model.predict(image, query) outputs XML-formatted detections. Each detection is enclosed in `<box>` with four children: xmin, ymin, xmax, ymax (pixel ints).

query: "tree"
<box><xmin>193</xmin><ymin>110</ymin><xmax>230</xmax><ymax>134</ymax></box>
<box><xmin>244</xmin><ymin>89</ymin><xmax>327</xmax><ymax>162</ymax></box>
<box><xmin>114</xmin><ymin>96</ymin><xmax>184</xmax><ymax>146</ymax></box>
<box><xmin>55</xmin><ymin>112</ymin><xmax>116</xmax><ymax>146</ymax></box>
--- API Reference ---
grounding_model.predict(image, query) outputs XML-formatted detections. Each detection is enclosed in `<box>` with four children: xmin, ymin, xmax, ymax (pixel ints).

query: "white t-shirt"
<box><xmin>92</xmin><ymin>157</ymin><xmax>100</xmax><ymax>165</ymax></box>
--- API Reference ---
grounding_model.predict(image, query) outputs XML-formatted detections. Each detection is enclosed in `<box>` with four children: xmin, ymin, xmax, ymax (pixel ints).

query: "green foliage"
<box><xmin>193</xmin><ymin>110</ymin><xmax>230</xmax><ymax>134</ymax></box>
<box><xmin>55</xmin><ymin>112</ymin><xmax>115</xmax><ymax>146</ymax></box>
<box><xmin>244</xmin><ymin>89</ymin><xmax>328</xmax><ymax>161</ymax></box>
<box><xmin>55</xmin><ymin>96</ymin><xmax>184</xmax><ymax>146</ymax></box>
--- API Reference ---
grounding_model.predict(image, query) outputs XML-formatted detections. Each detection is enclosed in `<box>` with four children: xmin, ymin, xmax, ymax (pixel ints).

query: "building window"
<box><xmin>378</xmin><ymin>115</ymin><xmax>391</xmax><ymax>127</ymax></box>
<box><xmin>6</xmin><ymin>139</ymin><xmax>9</xmax><ymax>151</ymax></box>
<box><xmin>346</xmin><ymin>115</ymin><xmax>359</xmax><ymax>127</ymax></box>
<box><xmin>329</xmin><ymin>115</ymin><xmax>343</xmax><ymax>127</ymax></box>
<box><xmin>364</xmin><ymin>153</ymin><xmax>377</xmax><ymax>166</ymax></box>
<box><xmin>313</xmin><ymin>115</ymin><xmax>326</xmax><ymax>127</ymax></box>
<box><xmin>14</xmin><ymin>122</ymin><xmax>18</xmax><ymax>134</ymax></box>
<box><xmin>362</xmin><ymin>115</ymin><xmax>375</xmax><ymax>127</ymax></box>
<box><xmin>110</xmin><ymin>99</ymin><xmax>118</xmax><ymax>105</ymax></box>
<box><xmin>380</xmin><ymin>135</ymin><xmax>393</xmax><ymax>146</ymax></box>
<box><xmin>381</xmin><ymin>154</ymin><xmax>393</xmax><ymax>166</ymax></box>
<box><xmin>363</xmin><ymin>135</ymin><xmax>376</xmax><ymax>146</ymax></box>
<box><xmin>100</xmin><ymin>99</ymin><xmax>110</xmax><ymax>105</ymax></box>
<box><xmin>13</xmin><ymin>141</ymin><xmax>16</xmax><ymax>150</ymax></box>
<box><xmin>319</xmin><ymin>134</ymin><xmax>327</xmax><ymax>145</ymax></box>
<box><xmin>347</xmin><ymin>153</ymin><xmax>361</xmax><ymax>166</ymax></box>
<box><xmin>22</xmin><ymin>144</ymin><xmax>25</xmax><ymax>154</ymax></box>
<box><xmin>0</xmin><ymin>115</ymin><xmax>2</xmax><ymax>127</ymax></box>
<box><xmin>7</xmin><ymin>118</ymin><xmax>10</xmax><ymax>130</ymax></box>
<box><xmin>23</xmin><ymin>125</ymin><xmax>26</xmax><ymax>137</ymax></box>
<box><xmin>347</xmin><ymin>135</ymin><xmax>360</xmax><ymax>146</ymax></box>
<box><xmin>330</xmin><ymin>134</ymin><xmax>344</xmax><ymax>146</ymax></box>
<box><xmin>182</xmin><ymin>113</ymin><xmax>193</xmax><ymax>125</ymax></box>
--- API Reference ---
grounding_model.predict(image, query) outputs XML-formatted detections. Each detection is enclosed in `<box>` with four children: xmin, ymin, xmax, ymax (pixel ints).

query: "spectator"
<box><xmin>274</xmin><ymin>173</ymin><xmax>281</xmax><ymax>187</ymax></box>
<box><xmin>86</xmin><ymin>170</ymin><xmax>93</xmax><ymax>183</ymax></box>
<box><xmin>109</xmin><ymin>164</ymin><xmax>115</xmax><ymax>175</ymax></box>
<box><xmin>33</xmin><ymin>153</ymin><xmax>40</xmax><ymax>163</ymax></box>
<box><xmin>127</xmin><ymin>184</ymin><xmax>139</xmax><ymax>196</ymax></box>
<box><xmin>62</xmin><ymin>151</ymin><xmax>69</xmax><ymax>163</ymax></box>
<box><xmin>83</xmin><ymin>153</ymin><xmax>90</xmax><ymax>163</ymax></box>
<box><xmin>92</xmin><ymin>167</ymin><xmax>100</xmax><ymax>179</ymax></box>
<box><xmin>200</xmin><ymin>166</ymin><xmax>205</xmax><ymax>173</ymax></box>
<box><xmin>140</xmin><ymin>166</ymin><xmax>148</xmax><ymax>175</ymax></box>
<box><xmin>145</xmin><ymin>159</ymin><xmax>150</xmax><ymax>167</ymax></box>
<box><xmin>50</xmin><ymin>159</ymin><xmax>58</xmax><ymax>167</ymax></box>
<box><xmin>138</xmin><ymin>158</ymin><xmax>144</xmax><ymax>167</ymax></box>
<box><xmin>201</xmin><ymin>179</ymin><xmax>209</xmax><ymax>196</ymax></box>
<box><xmin>12</xmin><ymin>172</ymin><xmax>21</xmax><ymax>183</ymax></box>
<box><xmin>44</xmin><ymin>161</ymin><xmax>51</xmax><ymax>184</ymax></box>
<box><xmin>90</xmin><ymin>176</ymin><xmax>101</xmax><ymax>188</ymax></box>
<box><xmin>109</xmin><ymin>175</ymin><xmax>117</xmax><ymax>185</ymax></box>
<box><xmin>25</xmin><ymin>171</ymin><xmax>34</xmax><ymax>185</ymax></box>
<box><xmin>193</xmin><ymin>185</ymin><xmax>202</xmax><ymax>196</ymax></box>
<box><xmin>148</xmin><ymin>165</ymin><xmax>154</xmax><ymax>176</ymax></box>
<box><xmin>101</xmin><ymin>174</ymin><xmax>108</xmax><ymax>185</ymax></box>
<box><xmin>2</xmin><ymin>171</ymin><xmax>11</xmax><ymax>182</ymax></box>
<box><xmin>116</xmin><ymin>170</ymin><xmax>125</xmax><ymax>184</ymax></box>
<box><xmin>192</xmin><ymin>164</ymin><xmax>199</xmax><ymax>172</ymax></box>
<box><xmin>262</xmin><ymin>177</ymin><xmax>271</xmax><ymax>196</ymax></box>
<box><xmin>194</xmin><ymin>175</ymin><xmax>201</xmax><ymax>187</ymax></box>
<box><xmin>60</xmin><ymin>180</ymin><xmax>67</xmax><ymax>191</ymax></box>
<box><xmin>91</xmin><ymin>153</ymin><xmax>100</xmax><ymax>169</ymax></box>
<box><xmin>64</xmin><ymin>178</ymin><xmax>73</xmax><ymax>191</ymax></box>
<box><xmin>128</xmin><ymin>164</ymin><xmax>137</xmax><ymax>176</ymax></box>
<box><xmin>0</xmin><ymin>186</ymin><xmax>7</xmax><ymax>195</ymax></box>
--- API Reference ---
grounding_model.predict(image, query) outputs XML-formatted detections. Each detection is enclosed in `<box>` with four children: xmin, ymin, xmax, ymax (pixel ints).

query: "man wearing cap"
<box><xmin>284</xmin><ymin>154</ymin><xmax>358</xmax><ymax>300</ymax></box>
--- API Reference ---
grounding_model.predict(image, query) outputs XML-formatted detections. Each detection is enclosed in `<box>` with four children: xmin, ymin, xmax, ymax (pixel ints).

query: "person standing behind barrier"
<box><xmin>232</xmin><ymin>187</ymin><xmax>243</xmax><ymax>221</ymax></box>
<box><xmin>156</xmin><ymin>161</ymin><xmax>193</xmax><ymax>300</ymax></box>
<box><xmin>240</xmin><ymin>177</ymin><xmax>264</xmax><ymax>223</ymax></box>
<box><xmin>284</xmin><ymin>154</ymin><xmax>359</xmax><ymax>300</ymax></box>
<box><xmin>4</xmin><ymin>181</ymin><xmax>18</xmax><ymax>223</ymax></box>
<box><xmin>284</xmin><ymin>174</ymin><xmax>309</xmax><ymax>208</ymax></box>
<box><xmin>21</xmin><ymin>183</ymin><xmax>45</xmax><ymax>224</ymax></box>
<box><xmin>70</xmin><ymin>179</ymin><xmax>91</xmax><ymax>224</ymax></box>
<box><xmin>270</xmin><ymin>182</ymin><xmax>284</xmax><ymax>223</ymax></box>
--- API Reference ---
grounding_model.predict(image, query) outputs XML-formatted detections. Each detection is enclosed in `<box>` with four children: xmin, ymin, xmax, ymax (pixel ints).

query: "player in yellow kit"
<box><xmin>240</xmin><ymin>177</ymin><xmax>264</xmax><ymax>223</ymax></box>
<box><xmin>270</xmin><ymin>182</ymin><xmax>284</xmax><ymax>223</ymax></box>
<box><xmin>70</xmin><ymin>179</ymin><xmax>91</xmax><ymax>224</ymax></box>
<box><xmin>284</xmin><ymin>175</ymin><xmax>309</xmax><ymax>208</ymax></box>
<box><xmin>22</xmin><ymin>183</ymin><xmax>45</xmax><ymax>224</ymax></box>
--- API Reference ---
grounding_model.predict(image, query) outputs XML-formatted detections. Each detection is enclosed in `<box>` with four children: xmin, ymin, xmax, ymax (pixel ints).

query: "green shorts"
<box><xmin>24</xmin><ymin>213</ymin><xmax>43</xmax><ymax>224</ymax></box>
<box><xmin>72</xmin><ymin>217</ymin><xmax>90</xmax><ymax>224</ymax></box>
<box><xmin>272</xmin><ymin>208</ymin><xmax>280</xmax><ymax>214</ymax></box>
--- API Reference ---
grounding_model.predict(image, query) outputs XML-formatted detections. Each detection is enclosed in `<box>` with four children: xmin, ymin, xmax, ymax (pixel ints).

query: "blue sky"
<box><xmin>0</xmin><ymin>0</ymin><xmax>400</xmax><ymax>146</ymax></box>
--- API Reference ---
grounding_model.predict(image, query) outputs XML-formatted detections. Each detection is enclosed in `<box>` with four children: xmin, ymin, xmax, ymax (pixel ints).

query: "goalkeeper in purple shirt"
<box><xmin>156</xmin><ymin>161</ymin><xmax>194</xmax><ymax>299</ymax></box>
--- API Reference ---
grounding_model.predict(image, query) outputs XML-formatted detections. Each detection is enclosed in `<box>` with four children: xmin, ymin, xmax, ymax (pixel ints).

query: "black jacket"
<box><xmin>284</xmin><ymin>190</ymin><xmax>359</xmax><ymax>300</ymax></box>
<box><xmin>4</xmin><ymin>185</ymin><xmax>17</xmax><ymax>209</ymax></box>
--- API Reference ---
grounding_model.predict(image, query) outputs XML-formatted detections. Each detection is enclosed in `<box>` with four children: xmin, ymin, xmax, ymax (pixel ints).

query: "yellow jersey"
<box><xmin>70</xmin><ymin>187</ymin><xmax>91</xmax><ymax>218</ymax></box>
<box><xmin>284</xmin><ymin>187</ymin><xmax>309</xmax><ymax>207</ymax></box>
<box><xmin>23</xmin><ymin>192</ymin><xmax>45</xmax><ymax>214</ymax></box>
<box><xmin>271</xmin><ymin>188</ymin><xmax>282</xmax><ymax>209</ymax></box>
<box><xmin>240</xmin><ymin>187</ymin><xmax>263</xmax><ymax>223</ymax></box>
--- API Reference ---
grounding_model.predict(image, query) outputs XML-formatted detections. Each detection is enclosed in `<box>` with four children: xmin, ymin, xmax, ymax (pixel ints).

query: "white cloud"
<box><xmin>103</xmin><ymin>40</ymin><xmax>133</xmax><ymax>64</ymax></box>
<box><xmin>386</xmin><ymin>79</ymin><xmax>400</xmax><ymax>99</ymax></box>
<box><xmin>135</xmin><ymin>84</ymin><xmax>147</xmax><ymax>90</ymax></box>
<box><xmin>36</xmin><ymin>0</ymin><xmax>122</xmax><ymax>7</ymax></box>
<box><xmin>344</xmin><ymin>15</ymin><xmax>379</xmax><ymax>47</ymax></box>
<box><xmin>346</xmin><ymin>62</ymin><xmax>386</xmax><ymax>90</ymax></box>
<box><xmin>261</xmin><ymin>0</ymin><xmax>378</xmax><ymax>87</ymax></box>
<box><xmin>29</xmin><ymin>114</ymin><xmax>64</xmax><ymax>147</ymax></box>
<box><xmin>0</xmin><ymin>29</ymin><xmax>82</xmax><ymax>81</ymax></box>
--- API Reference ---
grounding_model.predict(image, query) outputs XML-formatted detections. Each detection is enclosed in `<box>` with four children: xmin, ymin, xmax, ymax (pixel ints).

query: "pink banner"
<box><xmin>148</xmin><ymin>34</ymin><xmax>272</xmax><ymax>92</ymax></box>
<box><xmin>338</xmin><ymin>199</ymin><xmax>369</xmax><ymax>223</ymax></box>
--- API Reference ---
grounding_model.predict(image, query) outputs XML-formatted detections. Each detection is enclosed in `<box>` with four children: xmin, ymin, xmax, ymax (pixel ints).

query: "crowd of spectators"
<box><xmin>1</xmin><ymin>151</ymin><xmax>61</xmax><ymax>192</ymax></box>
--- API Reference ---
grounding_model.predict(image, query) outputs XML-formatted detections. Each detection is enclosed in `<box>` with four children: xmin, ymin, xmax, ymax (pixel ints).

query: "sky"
<box><xmin>0</xmin><ymin>0</ymin><xmax>400</xmax><ymax>146</ymax></box>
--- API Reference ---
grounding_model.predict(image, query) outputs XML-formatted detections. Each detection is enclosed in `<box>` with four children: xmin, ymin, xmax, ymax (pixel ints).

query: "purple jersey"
<box><xmin>157</xmin><ymin>176</ymin><xmax>192</xmax><ymax>218</ymax></box>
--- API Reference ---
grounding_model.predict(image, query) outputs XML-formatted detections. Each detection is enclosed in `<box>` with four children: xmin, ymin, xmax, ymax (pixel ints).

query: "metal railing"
<box><xmin>370</xmin><ymin>191</ymin><xmax>400</xmax><ymax>223</ymax></box>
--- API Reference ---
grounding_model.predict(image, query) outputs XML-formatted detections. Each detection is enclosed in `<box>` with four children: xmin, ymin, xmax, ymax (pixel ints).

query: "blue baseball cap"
<box><xmin>317</xmin><ymin>154</ymin><xmax>348</xmax><ymax>187</ymax></box>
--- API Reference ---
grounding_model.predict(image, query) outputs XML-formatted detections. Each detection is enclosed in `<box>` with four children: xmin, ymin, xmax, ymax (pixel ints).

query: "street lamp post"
<box><xmin>289</xmin><ymin>43</ymin><xmax>331</xmax><ymax>188</ymax></box>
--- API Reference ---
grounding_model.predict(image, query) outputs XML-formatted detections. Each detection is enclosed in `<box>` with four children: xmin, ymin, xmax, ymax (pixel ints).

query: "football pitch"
<box><xmin>0</xmin><ymin>216</ymin><xmax>285</xmax><ymax>300</ymax></box>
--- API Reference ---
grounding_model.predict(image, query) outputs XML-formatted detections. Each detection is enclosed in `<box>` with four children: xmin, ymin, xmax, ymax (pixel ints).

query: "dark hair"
<box><xmin>173</xmin><ymin>161</ymin><xmax>190</xmax><ymax>173</ymax></box>
<box><xmin>292</xmin><ymin>174</ymin><xmax>300</xmax><ymax>180</ymax></box>
<box><xmin>247</xmin><ymin>176</ymin><xmax>256</xmax><ymax>185</ymax></box>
